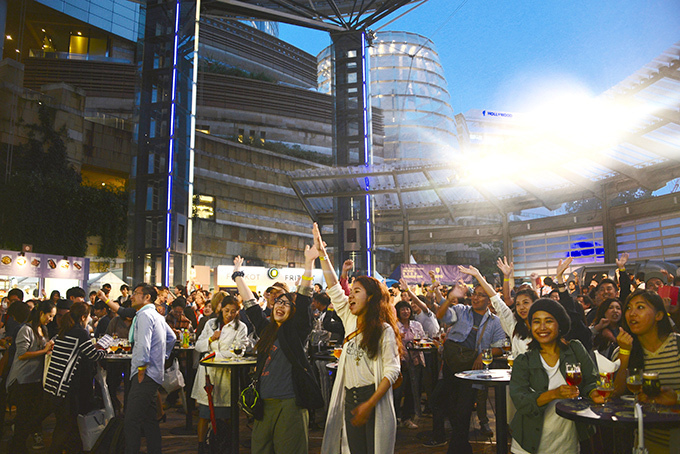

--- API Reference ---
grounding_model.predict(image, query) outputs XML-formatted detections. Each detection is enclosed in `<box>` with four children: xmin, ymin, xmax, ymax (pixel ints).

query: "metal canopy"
<box><xmin>202</xmin><ymin>0</ymin><xmax>424</xmax><ymax>31</ymax></box>
<box><xmin>290</xmin><ymin>43</ymin><xmax>680</xmax><ymax>229</ymax></box>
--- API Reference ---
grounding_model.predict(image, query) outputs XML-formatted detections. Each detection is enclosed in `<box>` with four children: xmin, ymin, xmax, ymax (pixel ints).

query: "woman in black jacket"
<box><xmin>44</xmin><ymin>302</ymin><xmax>106</xmax><ymax>454</ymax></box>
<box><xmin>233</xmin><ymin>250</ymin><xmax>323</xmax><ymax>454</ymax></box>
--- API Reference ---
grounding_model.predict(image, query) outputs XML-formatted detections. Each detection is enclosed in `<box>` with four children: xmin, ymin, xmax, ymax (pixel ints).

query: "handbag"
<box><xmin>162</xmin><ymin>358</ymin><xmax>185</xmax><ymax>393</ymax></box>
<box><xmin>442</xmin><ymin>317</ymin><xmax>490</xmax><ymax>374</ymax></box>
<box><xmin>78</xmin><ymin>367</ymin><xmax>116</xmax><ymax>451</ymax></box>
<box><xmin>239</xmin><ymin>378</ymin><xmax>264</xmax><ymax>420</ymax></box>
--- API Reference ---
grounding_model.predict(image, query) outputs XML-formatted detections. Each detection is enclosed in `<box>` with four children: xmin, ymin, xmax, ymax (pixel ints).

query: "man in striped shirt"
<box><xmin>124</xmin><ymin>283</ymin><xmax>176</xmax><ymax>454</ymax></box>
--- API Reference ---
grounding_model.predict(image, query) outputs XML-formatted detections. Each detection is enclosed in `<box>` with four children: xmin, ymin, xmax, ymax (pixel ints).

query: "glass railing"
<box><xmin>28</xmin><ymin>49</ymin><xmax>131</xmax><ymax>63</ymax></box>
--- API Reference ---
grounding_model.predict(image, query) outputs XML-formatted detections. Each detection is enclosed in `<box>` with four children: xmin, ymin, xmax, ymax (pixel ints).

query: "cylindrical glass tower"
<box><xmin>318</xmin><ymin>31</ymin><xmax>458</xmax><ymax>162</ymax></box>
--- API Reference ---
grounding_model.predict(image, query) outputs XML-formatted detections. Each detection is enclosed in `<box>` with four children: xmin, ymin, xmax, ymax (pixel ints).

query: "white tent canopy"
<box><xmin>87</xmin><ymin>272</ymin><xmax>128</xmax><ymax>301</ymax></box>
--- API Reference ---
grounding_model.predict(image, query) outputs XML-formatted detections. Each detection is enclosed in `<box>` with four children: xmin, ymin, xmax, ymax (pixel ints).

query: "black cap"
<box><xmin>528</xmin><ymin>298</ymin><xmax>571</xmax><ymax>336</ymax></box>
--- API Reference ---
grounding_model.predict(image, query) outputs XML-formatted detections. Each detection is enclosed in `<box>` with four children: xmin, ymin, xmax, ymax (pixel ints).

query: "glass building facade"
<box><xmin>512</xmin><ymin>226</ymin><xmax>605</xmax><ymax>278</ymax></box>
<box><xmin>318</xmin><ymin>31</ymin><xmax>458</xmax><ymax>163</ymax></box>
<box><xmin>34</xmin><ymin>0</ymin><xmax>140</xmax><ymax>42</ymax></box>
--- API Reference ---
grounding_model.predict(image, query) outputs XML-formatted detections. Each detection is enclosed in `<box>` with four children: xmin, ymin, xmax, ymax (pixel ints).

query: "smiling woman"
<box><xmin>509</xmin><ymin>298</ymin><xmax>602</xmax><ymax>454</ymax></box>
<box><xmin>233</xmin><ymin>252</ymin><xmax>324</xmax><ymax>454</ymax></box>
<box><xmin>313</xmin><ymin>223</ymin><xmax>403</xmax><ymax>454</ymax></box>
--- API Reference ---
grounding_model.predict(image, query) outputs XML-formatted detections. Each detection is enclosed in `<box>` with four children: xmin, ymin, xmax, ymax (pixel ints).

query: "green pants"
<box><xmin>252</xmin><ymin>398</ymin><xmax>309</xmax><ymax>454</ymax></box>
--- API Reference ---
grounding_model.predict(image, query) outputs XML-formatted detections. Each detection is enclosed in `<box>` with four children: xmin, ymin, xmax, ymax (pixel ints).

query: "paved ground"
<box><xmin>0</xmin><ymin>387</ymin><xmax>503</xmax><ymax>454</ymax></box>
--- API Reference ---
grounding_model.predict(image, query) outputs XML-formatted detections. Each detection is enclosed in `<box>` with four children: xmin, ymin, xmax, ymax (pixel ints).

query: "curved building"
<box><xmin>318</xmin><ymin>31</ymin><xmax>458</xmax><ymax>162</ymax></box>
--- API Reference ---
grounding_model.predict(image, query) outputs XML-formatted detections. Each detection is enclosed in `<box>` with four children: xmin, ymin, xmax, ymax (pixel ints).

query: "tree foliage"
<box><xmin>468</xmin><ymin>241</ymin><xmax>504</xmax><ymax>281</ymax></box>
<box><xmin>0</xmin><ymin>104</ymin><xmax>128</xmax><ymax>258</ymax></box>
<box><xmin>564</xmin><ymin>188</ymin><xmax>652</xmax><ymax>213</ymax></box>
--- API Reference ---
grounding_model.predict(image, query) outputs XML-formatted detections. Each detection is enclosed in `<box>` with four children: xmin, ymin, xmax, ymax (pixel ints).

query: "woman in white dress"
<box><xmin>192</xmin><ymin>296</ymin><xmax>248</xmax><ymax>454</ymax></box>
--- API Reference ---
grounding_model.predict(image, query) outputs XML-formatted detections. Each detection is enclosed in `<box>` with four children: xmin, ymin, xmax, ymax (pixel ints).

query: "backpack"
<box><xmin>90</xmin><ymin>415</ymin><xmax>125</xmax><ymax>454</ymax></box>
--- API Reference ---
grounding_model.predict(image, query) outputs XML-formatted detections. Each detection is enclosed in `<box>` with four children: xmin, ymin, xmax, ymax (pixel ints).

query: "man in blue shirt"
<box><xmin>440</xmin><ymin>278</ymin><xmax>505</xmax><ymax>454</ymax></box>
<box><xmin>124</xmin><ymin>283</ymin><xmax>176</xmax><ymax>454</ymax></box>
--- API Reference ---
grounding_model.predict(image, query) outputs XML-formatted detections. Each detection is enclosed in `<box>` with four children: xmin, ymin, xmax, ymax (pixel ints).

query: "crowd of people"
<box><xmin>0</xmin><ymin>230</ymin><xmax>678</xmax><ymax>453</ymax></box>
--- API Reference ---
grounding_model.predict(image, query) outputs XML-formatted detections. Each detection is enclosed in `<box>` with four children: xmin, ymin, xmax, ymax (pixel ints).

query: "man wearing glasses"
<box><xmin>124</xmin><ymin>284</ymin><xmax>177</xmax><ymax>454</ymax></box>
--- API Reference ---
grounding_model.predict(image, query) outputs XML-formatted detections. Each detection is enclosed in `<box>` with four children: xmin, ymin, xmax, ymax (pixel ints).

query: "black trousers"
<box><xmin>49</xmin><ymin>394</ymin><xmax>82</xmax><ymax>454</ymax></box>
<box><xmin>344</xmin><ymin>385</ymin><xmax>376</xmax><ymax>454</ymax></box>
<box><xmin>442</xmin><ymin>363</ymin><xmax>478</xmax><ymax>454</ymax></box>
<box><xmin>9</xmin><ymin>382</ymin><xmax>51</xmax><ymax>454</ymax></box>
<box><xmin>124</xmin><ymin>375</ymin><xmax>162</xmax><ymax>454</ymax></box>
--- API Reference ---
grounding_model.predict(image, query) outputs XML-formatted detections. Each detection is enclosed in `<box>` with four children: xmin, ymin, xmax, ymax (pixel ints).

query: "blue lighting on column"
<box><xmin>165</xmin><ymin>0</ymin><xmax>181</xmax><ymax>285</ymax></box>
<box><xmin>361</xmin><ymin>32</ymin><xmax>372</xmax><ymax>277</ymax></box>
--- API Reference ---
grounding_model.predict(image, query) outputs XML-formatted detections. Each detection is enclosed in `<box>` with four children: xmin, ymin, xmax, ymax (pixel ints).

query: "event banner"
<box><xmin>389</xmin><ymin>264</ymin><xmax>473</xmax><ymax>285</ymax></box>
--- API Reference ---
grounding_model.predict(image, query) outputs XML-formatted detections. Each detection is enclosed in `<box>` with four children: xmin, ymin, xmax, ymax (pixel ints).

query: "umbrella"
<box><xmin>204</xmin><ymin>371</ymin><xmax>217</xmax><ymax>434</ymax></box>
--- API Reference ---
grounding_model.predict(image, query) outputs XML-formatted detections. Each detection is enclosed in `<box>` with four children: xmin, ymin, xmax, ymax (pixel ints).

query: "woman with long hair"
<box><xmin>614</xmin><ymin>289</ymin><xmax>679</xmax><ymax>453</ymax></box>
<box><xmin>234</xmin><ymin>251</ymin><xmax>323</xmax><ymax>454</ymax></box>
<box><xmin>314</xmin><ymin>223</ymin><xmax>403</xmax><ymax>454</ymax></box>
<box><xmin>5</xmin><ymin>300</ymin><xmax>55</xmax><ymax>454</ymax></box>
<box><xmin>192</xmin><ymin>295</ymin><xmax>248</xmax><ymax>453</ymax></box>
<box><xmin>394</xmin><ymin>300</ymin><xmax>425</xmax><ymax>429</ymax></box>
<box><xmin>590</xmin><ymin>298</ymin><xmax>623</xmax><ymax>360</ymax></box>
<box><xmin>510</xmin><ymin>299</ymin><xmax>603</xmax><ymax>454</ymax></box>
<box><xmin>44</xmin><ymin>301</ymin><xmax>106</xmax><ymax>453</ymax></box>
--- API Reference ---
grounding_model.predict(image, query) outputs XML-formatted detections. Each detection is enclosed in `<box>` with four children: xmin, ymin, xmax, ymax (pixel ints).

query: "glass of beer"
<box><xmin>507</xmin><ymin>353</ymin><xmax>514</xmax><ymax>370</ymax></box>
<box><xmin>596</xmin><ymin>372</ymin><xmax>614</xmax><ymax>410</ymax></box>
<box><xmin>121</xmin><ymin>340</ymin><xmax>132</xmax><ymax>354</ymax></box>
<box><xmin>501</xmin><ymin>339</ymin><xmax>511</xmax><ymax>356</ymax></box>
<box><xmin>481</xmin><ymin>348</ymin><xmax>493</xmax><ymax>373</ymax></box>
<box><xmin>333</xmin><ymin>347</ymin><xmax>343</xmax><ymax>359</ymax></box>
<box><xmin>110</xmin><ymin>341</ymin><xmax>119</xmax><ymax>355</ymax></box>
<box><xmin>642</xmin><ymin>371</ymin><xmax>661</xmax><ymax>411</ymax></box>
<box><xmin>566</xmin><ymin>363</ymin><xmax>582</xmax><ymax>400</ymax></box>
<box><xmin>626</xmin><ymin>368</ymin><xmax>643</xmax><ymax>403</ymax></box>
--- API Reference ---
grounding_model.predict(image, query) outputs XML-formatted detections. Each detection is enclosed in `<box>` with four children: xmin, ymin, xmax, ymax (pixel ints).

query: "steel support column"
<box><xmin>330</xmin><ymin>30</ymin><xmax>374</xmax><ymax>276</ymax></box>
<box><xmin>132</xmin><ymin>0</ymin><xmax>198</xmax><ymax>286</ymax></box>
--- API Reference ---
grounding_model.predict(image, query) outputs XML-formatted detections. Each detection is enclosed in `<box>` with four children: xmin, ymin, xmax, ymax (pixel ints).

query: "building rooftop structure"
<box><xmin>291</xmin><ymin>41</ymin><xmax>680</xmax><ymax>269</ymax></box>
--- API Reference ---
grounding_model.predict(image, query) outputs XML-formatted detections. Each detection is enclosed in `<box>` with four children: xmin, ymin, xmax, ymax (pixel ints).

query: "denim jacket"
<box><xmin>509</xmin><ymin>340</ymin><xmax>598</xmax><ymax>453</ymax></box>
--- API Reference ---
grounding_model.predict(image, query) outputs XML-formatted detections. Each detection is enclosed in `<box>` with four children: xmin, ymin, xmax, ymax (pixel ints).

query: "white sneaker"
<box><xmin>32</xmin><ymin>432</ymin><xmax>45</xmax><ymax>449</ymax></box>
<box><xmin>403</xmin><ymin>419</ymin><xmax>419</xmax><ymax>429</ymax></box>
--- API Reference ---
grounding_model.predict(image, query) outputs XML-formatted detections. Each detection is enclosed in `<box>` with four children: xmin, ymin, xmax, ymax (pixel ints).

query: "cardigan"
<box><xmin>321</xmin><ymin>283</ymin><xmax>401</xmax><ymax>454</ymax></box>
<box><xmin>509</xmin><ymin>340</ymin><xmax>597</xmax><ymax>453</ymax></box>
<box><xmin>44</xmin><ymin>325</ymin><xmax>105</xmax><ymax>398</ymax></box>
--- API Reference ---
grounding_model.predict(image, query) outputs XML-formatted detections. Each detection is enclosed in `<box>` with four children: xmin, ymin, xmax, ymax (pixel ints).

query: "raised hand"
<box><xmin>616</xmin><ymin>329</ymin><xmax>633</xmax><ymax>351</ymax></box>
<box><xmin>233</xmin><ymin>255</ymin><xmax>244</xmax><ymax>271</ymax></box>
<box><xmin>496</xmin><ymin>256</ymin><xmax>514</xmax><ymax>276</ymax></box>
<box><xmin>449</xmin><ymin>281</ymin><xmax>468</xmax><ymax>300</ymax></box>
<box><xmin>342</xmin><ymin>259</ymin><xmax>354</xmax><ymax>274</ymax></box>
<box><xmin>304</xmin><ymin>244</ymin><xmax>319</xmax><ymax>262</ymax></box>
<box><xmin>312</xmin><ymin>223</ymin><xmax>326</xmax><ymax>254</ymax></box>
<box><xmin>556</xmin><ymin>257</ymin><xmax>573</xmax><ymax>279</ymax></box>
<box><xmin>616</xmin><ymin>253</ymin><xmax>629</xmax><ymax>270</ymax></box>
<box><xmin>458</xmin><ymin>265</ymin><xmax>481</xmax><ymax>278</ymax></box>
<box><xmin>399</xmin><ymin>278</ymin><xmax>408</xmax><ymax>292</ymax></box>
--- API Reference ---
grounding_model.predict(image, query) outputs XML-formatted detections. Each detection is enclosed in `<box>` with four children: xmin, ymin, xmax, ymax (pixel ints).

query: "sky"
<box><xmin>278</xmin><ymin>0</ymin><xmax>680</xmax><ymax>115</ymax></box>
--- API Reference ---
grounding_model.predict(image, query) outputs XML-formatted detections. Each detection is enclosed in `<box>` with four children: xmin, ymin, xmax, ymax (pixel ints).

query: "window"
<box><xmin>193</xmin><ymin>194</ymin><xmax>215</xmax><ymax>220</ymax></box>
